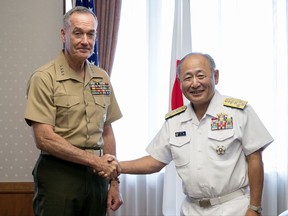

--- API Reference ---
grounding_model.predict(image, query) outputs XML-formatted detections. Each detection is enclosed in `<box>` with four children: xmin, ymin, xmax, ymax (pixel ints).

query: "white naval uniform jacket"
<box><xmin>146</xmin><ymin>90</ymin><xmax>273</xmax><ymax>199</ymax></box>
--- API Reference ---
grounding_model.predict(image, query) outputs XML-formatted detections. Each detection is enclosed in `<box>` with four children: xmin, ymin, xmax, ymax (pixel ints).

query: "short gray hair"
<box><xmin>63</xmin><ymin>6</ymin><xmax>98</xmax><ymax>30</ymax></box>
<box><xmin>177</xmin><ymin>52</ymin><xmax>216</xmax><ymax>78</ymax></box>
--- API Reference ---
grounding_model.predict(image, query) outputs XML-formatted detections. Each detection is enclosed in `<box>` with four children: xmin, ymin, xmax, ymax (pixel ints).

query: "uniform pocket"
<box><xmin>207</xmin><ymin>130</ymin><xmax>235</xmax><ymax>160</ymax></box>
<box><xmin>53</xmin><ymin>95</ymin><xmax>80</xmax><ymax>128</ymax></box>
<box><xmin>170</xmin><ymin>137</ymin><xmax>191</xmax><ymax>166</ymax></box>
<box><xmin>54</xmin><ymin>95</ymin><xmax>80</xmax><ymax>108</ymax></box>
<box><xmin>92</xmin><ymin>95</ymin><xmax>111</xmax><ymax>108</ymax></box>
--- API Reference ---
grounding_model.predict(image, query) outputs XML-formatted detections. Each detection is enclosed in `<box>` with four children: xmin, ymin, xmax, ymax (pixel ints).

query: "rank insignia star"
<box><xmin>216</xmin><ymin>145</ymin><xmax>226</xmax><ymax>155</ymax></box>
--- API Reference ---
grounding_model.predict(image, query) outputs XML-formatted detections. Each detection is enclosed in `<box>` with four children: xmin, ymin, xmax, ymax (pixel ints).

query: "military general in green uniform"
<box><xmin>25</xmin><ymin>6</ymin><xmax>122</xmax><ymax>216</ymax></box>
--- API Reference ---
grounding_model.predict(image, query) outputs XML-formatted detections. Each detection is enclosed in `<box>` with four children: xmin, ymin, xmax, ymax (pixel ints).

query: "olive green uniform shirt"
<box><xmin>25</xmin><ymin>51</ymin><xmax>122</xmax><ymax>148</ymax></box>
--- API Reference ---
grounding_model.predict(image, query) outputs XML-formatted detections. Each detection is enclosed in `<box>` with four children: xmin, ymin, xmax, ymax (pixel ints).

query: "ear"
<box><xmin>61</xmin><ymin>29</ymin><xmax>65</xmax><ymax>43</ymax></box>
<box><xmin>214</xmin><ymin>69</ymin><xmax>219</xmax><ymax>85</ymax></box>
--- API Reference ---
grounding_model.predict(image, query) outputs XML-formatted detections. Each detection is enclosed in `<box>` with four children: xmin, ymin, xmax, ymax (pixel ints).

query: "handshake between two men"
<box><xmin>94</xmin><ymin>153</ymin><xmax>167</xmax><ymax>180</ymax></box>
<box><xmin>95</xmin><ymin>154</ymin><xmax>121</xmax><ymax>180</ymax></box>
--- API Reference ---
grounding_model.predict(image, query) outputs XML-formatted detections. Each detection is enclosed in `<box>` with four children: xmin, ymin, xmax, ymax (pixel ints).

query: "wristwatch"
<box><xmin>248</xmin><ymin>205</ymin><xmax>262</xmax><ymax>214</ymax></box>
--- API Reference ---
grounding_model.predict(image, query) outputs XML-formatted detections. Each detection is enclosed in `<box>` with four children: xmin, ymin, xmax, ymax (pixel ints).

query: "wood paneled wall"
<box><xmin>0</xmin><ymin>182</ymin><xmax>34</xmax><ymax>216</ymax></box>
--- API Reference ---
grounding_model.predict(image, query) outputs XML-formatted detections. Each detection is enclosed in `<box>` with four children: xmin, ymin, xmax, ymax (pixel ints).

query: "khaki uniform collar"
<box><xmin>54</xmin><ymin>51</ymin><xmax>99</xmax><ymax>84</ymax></box>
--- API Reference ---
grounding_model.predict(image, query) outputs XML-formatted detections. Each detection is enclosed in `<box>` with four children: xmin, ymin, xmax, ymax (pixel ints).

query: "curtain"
<box><xmin>111</xmin><ymin>0</ymin><xmax>174</xmax><ymax>215</ymax></box>
<box><xmin>263</xmin><ymin>1</ymin><xmax>288</xmax><ymax>214</ymax></box>
<box><xmin>95</xmin><ymin>0</ymin><xmax>122</xmax><ymax>76</ymax></box>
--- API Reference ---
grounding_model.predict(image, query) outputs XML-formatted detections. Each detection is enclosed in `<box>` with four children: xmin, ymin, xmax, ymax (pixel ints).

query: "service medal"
<box><xmin>216</xmin><ymin>145</ymin><xmax>226</xmax><ymax>155</ymax></box>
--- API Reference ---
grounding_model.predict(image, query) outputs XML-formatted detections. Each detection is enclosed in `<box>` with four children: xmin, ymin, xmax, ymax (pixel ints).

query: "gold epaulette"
<box><xmin>165</xmin><ymin>105</ymin><xmax>187</xmax><ymax>120</ymax></box>
<box><xmin>223</xmin><ymin>97</ymin><xmax>248</xmax><ymax>110</ymax></box>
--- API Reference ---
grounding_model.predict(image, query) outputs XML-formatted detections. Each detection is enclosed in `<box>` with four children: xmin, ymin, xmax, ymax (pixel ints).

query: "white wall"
<box><xmin>0</xmin><ymin>0</ymin><xmax>63</xmax><ymax>182</ymax></box>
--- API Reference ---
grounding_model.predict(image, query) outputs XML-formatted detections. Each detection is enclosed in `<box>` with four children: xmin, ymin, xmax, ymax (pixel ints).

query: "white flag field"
<box><xmin>163</xmin><ymin>0</ymin><xmax>192</xmax><ymax>215</ymax></box>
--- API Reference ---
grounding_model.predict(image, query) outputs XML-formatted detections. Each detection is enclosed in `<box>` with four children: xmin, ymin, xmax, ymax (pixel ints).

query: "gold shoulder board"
<box><xmin>165</xmin><ymin>106</ymin><xmax>187</xmax><ymax>120</ymax></box>
<box><xmin>224</xmin><ymin>97</ymin><xmax>248</xmax><ymax>110</ymax></box>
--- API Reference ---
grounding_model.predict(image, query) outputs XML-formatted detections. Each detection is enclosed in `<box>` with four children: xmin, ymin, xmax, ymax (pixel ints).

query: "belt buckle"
<box><xmin>199</xmin><ymin>199</ymin><xmax>212</xmax><ymax>208</ymax></box>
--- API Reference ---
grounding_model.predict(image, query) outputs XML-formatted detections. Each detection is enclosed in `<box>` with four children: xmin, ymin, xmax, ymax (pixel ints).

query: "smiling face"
<box><xmin>61</xmin><ymin>12</ymin><xmax>97</xmax><ymax>64</ymax></box>
<box><xmin>179</xmin><ymin>54</ymin><xmax>219</xmax><ymax>110</ymax></box>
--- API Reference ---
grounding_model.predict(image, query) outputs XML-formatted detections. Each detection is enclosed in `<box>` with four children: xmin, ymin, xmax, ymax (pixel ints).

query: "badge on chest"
<box><xmin>175</xmin><ymin>131</ymin><xmax>186</xmax><ymax>137</ymax></box>
<box><xmin>211</xmin><ymin>112</ymin><xmax>233</xmax><ymax>130</ymax></box>
<box><xmin>89</xmin><ymin>80</ymin><xmax>111</xmax><ymax>95</ymax></box>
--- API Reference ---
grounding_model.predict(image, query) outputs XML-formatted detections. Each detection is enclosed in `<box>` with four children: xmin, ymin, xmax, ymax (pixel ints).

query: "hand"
<box><xmin>107</xmin><ymin>181</ymin><xmax>123</xmax><ymax>214</ymax></box>
<box><xmin>91</xmin><ymin>154</ymin><xmax>120</xmax><ymax>179</ymax></box>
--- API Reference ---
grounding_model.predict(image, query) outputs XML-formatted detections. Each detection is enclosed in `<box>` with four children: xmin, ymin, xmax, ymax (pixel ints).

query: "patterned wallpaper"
<box><xmin>0</xmin><ymin>0</ymin><xmax>63</xmax><ymax>182</ymax></box>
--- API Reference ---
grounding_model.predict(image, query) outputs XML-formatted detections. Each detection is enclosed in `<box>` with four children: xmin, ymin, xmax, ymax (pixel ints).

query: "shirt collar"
<box><xmin>54</xmin><ymin>51</ymin><xmax>98</xmax><ymax>83</ymax></box>
<box><xmin>179</xmin><ymin>90</ymin><xmax>221</xmax><ymax>123</ymax></box>
<box><xmin>206</xmin><ymin>90</ymin><xmax>222</xmax><ymax>118</ymax></box>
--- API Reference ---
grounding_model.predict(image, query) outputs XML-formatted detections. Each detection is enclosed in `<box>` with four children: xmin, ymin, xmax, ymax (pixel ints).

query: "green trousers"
<box><xmin>32</xmin><ymin>155</ymin><xmax>108</xmax><ymax>216</ymax></box>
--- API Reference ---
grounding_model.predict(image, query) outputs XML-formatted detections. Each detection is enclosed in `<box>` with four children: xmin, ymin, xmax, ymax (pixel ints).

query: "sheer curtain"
<box><xmin>111</xmin><ymin>0</ymin><xmax>174</xmax><ymax>215</ymax></box>
<box><xmin>188</xmin><ymin>1</ymin><xmax>288</xmax><ymax>215</ymax></box>
<box><xmin>112</xmin><ymin>0</ymin><xmax>288</xmax><ymax>216</ymax></box>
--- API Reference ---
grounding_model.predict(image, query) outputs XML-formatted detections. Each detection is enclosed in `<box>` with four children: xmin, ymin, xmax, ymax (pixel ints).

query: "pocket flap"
<box><xmin>208</xmin><ymin>130</ymin><xmax>234</xmax><ymax>141</ymax></box>
<box><xmin>169</xmin><ymin>136</ymin><xmax>190</xmax><ymax>147</ymax></box>
<box><xmin>54</xmin><ymin>95</ymin><xmax>80</xmax><ymax>108</ymax></box>
<box><xmin>93</xmin><ymin>96</ymin><xmax>111</xmax><ymax>108</ymax></box>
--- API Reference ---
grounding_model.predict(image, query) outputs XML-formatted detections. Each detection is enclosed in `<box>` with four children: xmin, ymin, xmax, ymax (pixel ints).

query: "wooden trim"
<box><xmin>0</xmin><ymin>182</ymin><xmax>34</xmax><ymax>194</ymax></box>
<box><xmin>0</xmin><ymin>182</ymin><xmax>34</xmax><ymax>216</ymax></box>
